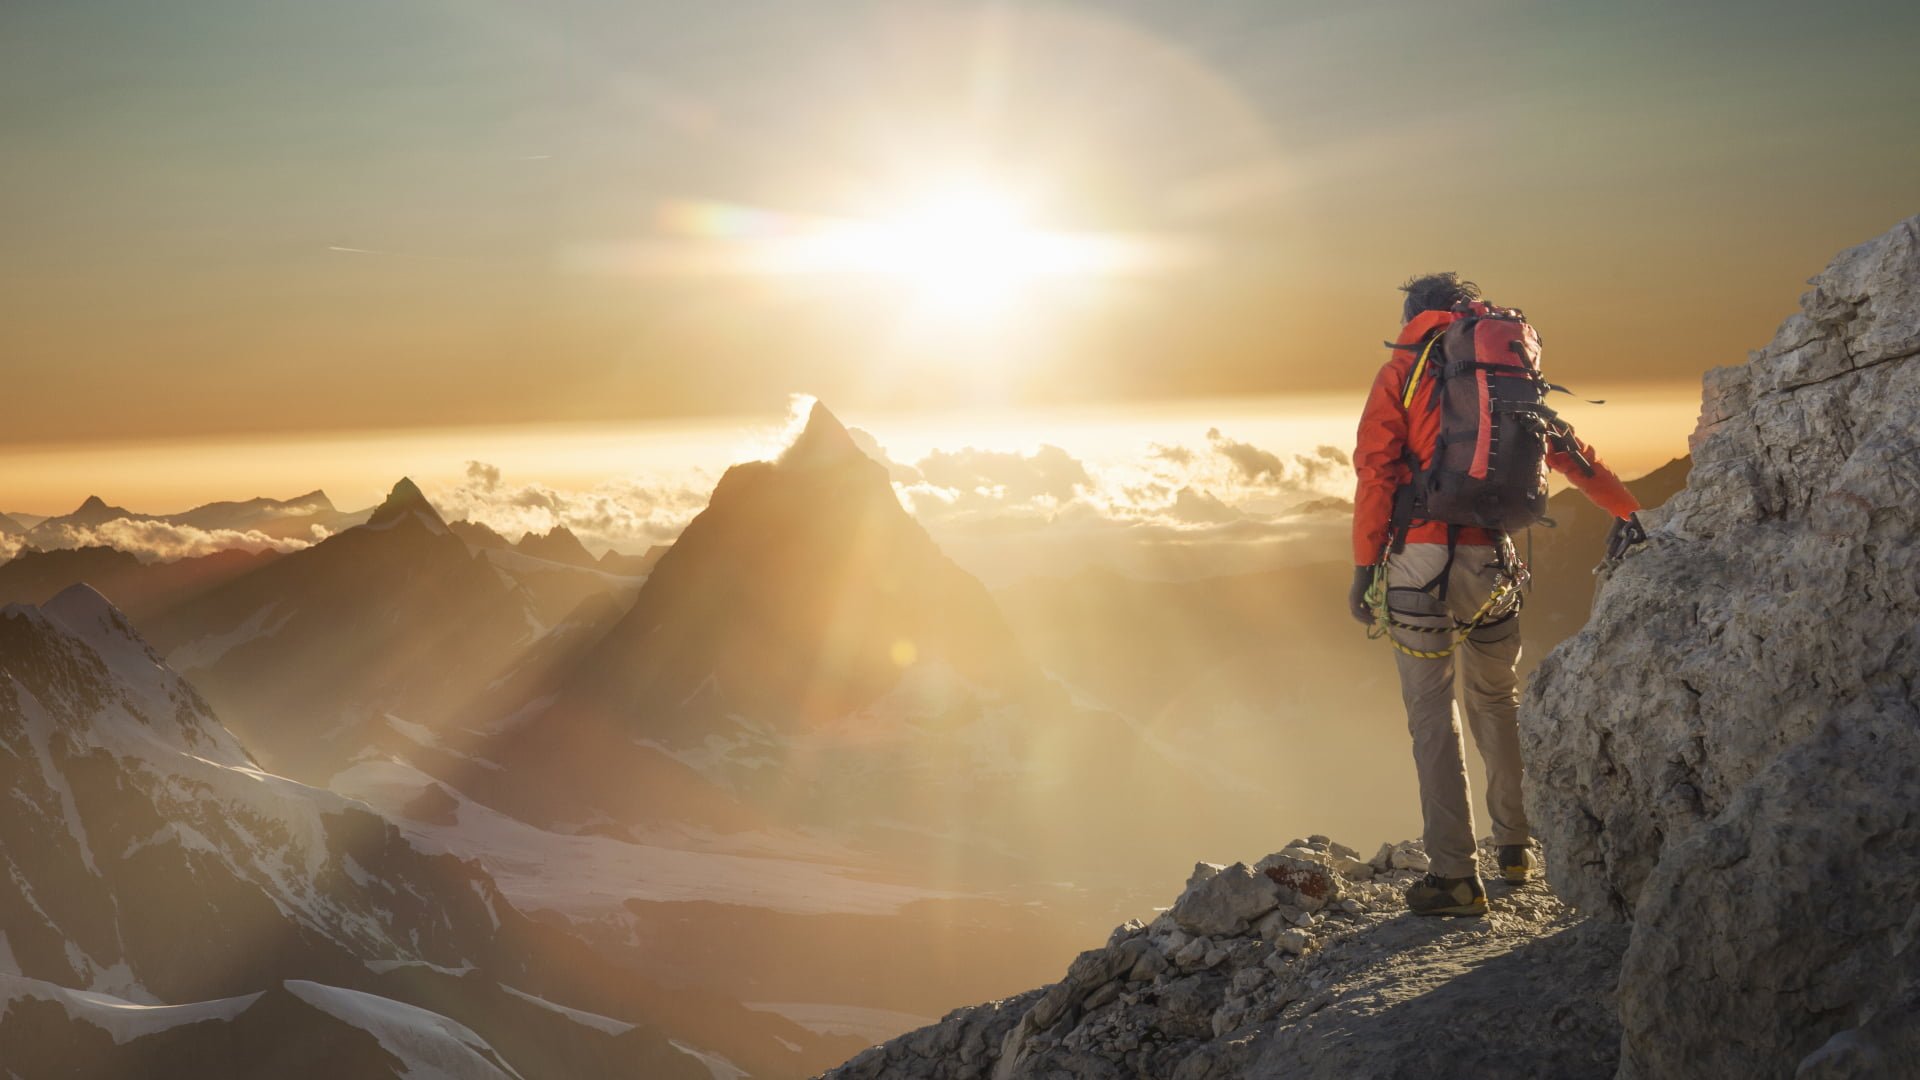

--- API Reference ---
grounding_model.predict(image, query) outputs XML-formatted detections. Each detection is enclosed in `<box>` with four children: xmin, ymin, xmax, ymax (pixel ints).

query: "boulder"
<box><xmin>1168</xmin><ymin>861</ymin><xmax>1281</xmax><ymax>936</ymax></box>
<box><xmin>1254</xmin><ymin>852</ymin><xmax>1341</xmax><ymax>912</ymax></box>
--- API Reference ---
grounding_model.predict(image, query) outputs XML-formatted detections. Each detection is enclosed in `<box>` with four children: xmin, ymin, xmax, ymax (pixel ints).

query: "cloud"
<box><xmin>431</xmin><ymin>464</ymin><xmax>710</xmax><ymax>556</ymax></box>
<box><xmin>1169</xmin><ymin>487</ymin><xmax>1244</xmax><ymax>525</ymax></box>
<box><xmin>916</xmin><ymin>445</ymin><xmax>1090</xmax><ymax>502</ymax></box>
<box><xmin>1207</xmin><ymin>427</ymin><xmax>1288</xmax><ymax>483</ymax></box>
<box><xmin>1150</xmin><ymin>443</ymin><xmax>1196</xmax><ymax>467</ymax></box>
<box><xmin>862</xmin><ymin>423</ymin><xmax>1359</xmax><ymax>584</ymax></box>
<box><xmin>464</xmin><ymin>460</ymin><xmax>502</xmax><ymax>491</ymax></box>
<box><xmin>1200</xmin><ymin>430</ymin><xmax>1352</xmax><ymax>493</ymax></box>
<box><xmin>1</xmin><ymin>519</ymin><xmax>313</xmax><ymax>564</ymax></box>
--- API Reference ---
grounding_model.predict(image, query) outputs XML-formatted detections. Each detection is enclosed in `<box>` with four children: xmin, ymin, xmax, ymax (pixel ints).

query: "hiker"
<box><xmin>1346</xmin><ymin>273</ymin><xmax>1644</xmax><ymax>917</ymax></box>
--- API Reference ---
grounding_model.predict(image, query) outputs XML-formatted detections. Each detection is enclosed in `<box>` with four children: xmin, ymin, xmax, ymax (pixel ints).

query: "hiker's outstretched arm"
<box><xmin>1546</xmin><ymin>430</ymin><xmax>1639</xmax><ymax>520</ymax></box>
<box><xmin>1352</xmin><ymin>366</ymin><xmax>1410</xmax><ymax>566</ymax></box>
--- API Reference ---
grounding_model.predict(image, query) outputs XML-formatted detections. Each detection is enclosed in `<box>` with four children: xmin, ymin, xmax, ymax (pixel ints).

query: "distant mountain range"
<box><xmin>2</xmin><ymin>488</ymin><xmax>652</xmax><ymax>568</ymax></box>
<box><xmin>0</xmin><ymin>405</ymin><xmax>1693</xmax><ymax>1075</ymax></box>
<box><xmin>0</xmin><ymin>585</ymin><xmax>838</xmax><ymax>1078</ymax></box>
<box><xmin>9</xmin><ymin>490</ymin><xmax>370</xmax><ymax>546</ymax></box>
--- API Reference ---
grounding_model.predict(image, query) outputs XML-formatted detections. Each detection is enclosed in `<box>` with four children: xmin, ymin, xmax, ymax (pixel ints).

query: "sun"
<box><xmin>647</xmin><ymin>179</ymin><xmax>1183</xmax><ymax>328</ymax></box>
<box><xmin>810</xmin><ymin>183</ymin><xmax>1106</xmax><ymax>315</ymax></box>
<box><xmin>872</xmin><ymin>189</ymin><xmax>1037</xmax><ymax>311</ymax></box>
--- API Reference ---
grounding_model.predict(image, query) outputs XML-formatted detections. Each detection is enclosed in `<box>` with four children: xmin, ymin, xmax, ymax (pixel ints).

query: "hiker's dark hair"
<box><xmin>1399</xmin><ymin>272</ymin><xmax>1482</xmax><ymax>323</ymax></box>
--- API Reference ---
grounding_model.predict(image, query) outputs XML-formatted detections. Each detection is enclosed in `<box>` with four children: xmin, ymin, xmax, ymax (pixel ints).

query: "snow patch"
<box><xmin>362</xmin><ymin>959</ymin><xmax>475</xmax><ymax>978</ymax></box>
<box><xmin>0</xmin><ymin>973</ymin><xmax>259</xmax><ymax>1044</ymax></box>
<box><xmin>668</xmin><ymin>1040</ymin><xmax>748</xmax><ymax>1080</ymax></box>
<box><xmin>285</xmin><ymin>980</ymin><xmax>520</xmax><ymax>1080</ymax></box>
<box><xmin>499</xmin><ymin>984</ymin><xmax>634</xmax><ymax>1035</ymax></box>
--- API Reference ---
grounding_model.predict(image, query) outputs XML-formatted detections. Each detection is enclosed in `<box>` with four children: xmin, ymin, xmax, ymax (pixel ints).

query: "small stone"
<box><xmin>1127</xmin><ymin>946</ymin><xmax>1170</xmax><ymax>982</ymax></box>
<box><xmin>1202</xmin><ymin>946</ymin><xmax>1229</xmax><ymax>968</ymax></box>
<box><xmin>1389</xmin><ymin>845</ymin><xmax>1431</xmax><ymax>873</ymax></box>
<box><xmin>1330</xmin><ymin>840</ymin><xmax>1361</xmax><ymax>860</ymax></box>
<box><xmin>1174</xmin><ymin>938</ymin><xmax>1209</xmax><ymax>967</ymax></box>
<box><xmin>1252</xmin><ymin>909</ymin><xmax>1290</xmax><ymax>942</ymax></box>
<box><xmin>1339</xmin><ymin>898</ymin><xmax>1364</xmax><ymax>915</ymax></box>
<box><xmin>1330</xmin><ymin>853</ymin><xmax>1375</xmax><ymax>881</ymax></box>
<box><xmin>1275</xmin><ymin>929</ymin><xmax>1311</xmax><ymax>956</ymax></box>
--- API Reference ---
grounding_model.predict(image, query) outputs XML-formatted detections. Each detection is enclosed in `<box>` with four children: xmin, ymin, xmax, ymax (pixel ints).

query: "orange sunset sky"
<box><xmin>3</xmin><ymin>0</ymin><xmax>1916</xmax><ymax>514</ymax></box>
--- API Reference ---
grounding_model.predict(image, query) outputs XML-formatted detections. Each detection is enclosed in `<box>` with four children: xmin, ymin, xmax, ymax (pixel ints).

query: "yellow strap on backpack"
<box><xmin>1401</xmin><ymin>334</ymin><xmax>1441</xmax><ymax>409</ymax></box>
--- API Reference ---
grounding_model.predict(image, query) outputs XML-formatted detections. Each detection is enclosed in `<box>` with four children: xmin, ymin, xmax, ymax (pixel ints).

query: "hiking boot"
<box><xmin>1497</xmin><ymin>844</ymin><xmax>1534</xmax><ymax>884</ymax></box>
<box><xmin>1405</xmin><ymin>872</ymin><xmax>1487</xmax><ymax>917</ymax></box>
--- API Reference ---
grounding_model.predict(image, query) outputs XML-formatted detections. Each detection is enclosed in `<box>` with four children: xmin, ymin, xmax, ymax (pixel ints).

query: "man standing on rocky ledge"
<box><xmin>1347</xmin><ymin>273</ymin><xmax>1645</xmax><ymax>917</ymax></box>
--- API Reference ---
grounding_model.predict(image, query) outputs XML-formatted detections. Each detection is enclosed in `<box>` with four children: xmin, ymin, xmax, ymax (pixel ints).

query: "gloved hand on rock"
<box><xmin>1605</xmin><ymin>512</ymin><xmax>1647</xmax><ymax>562</ymax></box>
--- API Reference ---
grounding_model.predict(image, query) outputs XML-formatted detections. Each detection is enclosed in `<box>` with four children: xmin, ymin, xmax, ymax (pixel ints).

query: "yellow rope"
<box><xmin>1365</xmin><ymin>560</ymin><xmax>1523</xmax><ymax>660</ymax></box>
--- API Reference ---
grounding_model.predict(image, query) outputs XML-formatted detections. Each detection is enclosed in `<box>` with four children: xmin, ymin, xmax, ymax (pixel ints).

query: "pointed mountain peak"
<box><xmin>777</xmin><ymin>401</ymin><xmax>864</xmax><ymax>470</ymax></box>
<box><xmin>41</xmin><ymin>584</ymin><xmax>155</xmax><ymax>672</ymax></box>
<box><xmin>290</xmin><ymin>489</ymin><xmax>335</xmax><ymax>512</ymax></box>
<box><xmin>364</xmin><ymin>477</ymin><xmax>448</xmax><ymax>533</ymax></box>
<box><xmin>386</xmin><ymin>477</ymin><xmax>427</xmax><ymax>504</ymax></box>
<box><xmin>54</xmin><ymin>494</ymin><xmax>136</xmax><ymax>527</ymax></box>
<box><xmin>515</xmin><ymin>525</ymin><xmax>598</xmax><ymax>567</ymax></box>
<box><xmin>43</xmin><ymin>582</ymin><xmax>119</xmax><ymax>627</ymax></box>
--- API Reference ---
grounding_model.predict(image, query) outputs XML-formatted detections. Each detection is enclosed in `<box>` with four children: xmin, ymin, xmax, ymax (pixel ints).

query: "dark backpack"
<box><xmin>1395</xmin><ymin>302</ymin><xmax>1592</xmax><ymax>533</ymax></box>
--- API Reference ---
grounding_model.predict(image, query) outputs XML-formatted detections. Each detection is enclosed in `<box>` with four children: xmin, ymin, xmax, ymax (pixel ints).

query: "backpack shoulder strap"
<box><xmin>1399</xmin><ymin>333</ymin><xmax>1444</xmax><ymax>410</ymax></box>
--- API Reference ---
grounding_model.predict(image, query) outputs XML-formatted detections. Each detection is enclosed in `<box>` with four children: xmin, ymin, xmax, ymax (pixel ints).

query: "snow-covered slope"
<box><xmin>0</xmin><ymin>586</ymin><xmax>845</xmax><ymax>1077</ymax></box>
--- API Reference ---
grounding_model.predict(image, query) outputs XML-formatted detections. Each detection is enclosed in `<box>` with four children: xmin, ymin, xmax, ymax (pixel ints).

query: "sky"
<box><xmin>2</xmin><ymin>0</ymin><xmax>1916</xmax><ymax>507</ymax></box>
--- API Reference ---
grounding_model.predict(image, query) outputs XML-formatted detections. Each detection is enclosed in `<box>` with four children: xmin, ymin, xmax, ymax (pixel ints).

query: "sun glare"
<box><xmin>786</xmin><ymin>184</ymin><xmax>1126</xmax><ymax>315</ymax></box>
<box><xmin>865</xmin><ymin>189</ymin><xmax>1039</xmax><ymax>311</ymax></box>
<box><xmin>649</xmin><ymin>180</ymin><xmax>1180</xmax><ymax>323</ymax></box>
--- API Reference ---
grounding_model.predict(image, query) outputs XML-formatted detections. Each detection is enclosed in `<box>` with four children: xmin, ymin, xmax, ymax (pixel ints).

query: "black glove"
<box><xmin>1348</xmin><ymin>566</ymin><xmax>1375</xmax><ymax>626</ymax></box>
<box><xmin>1605</xmin><ymin>512</ymin><xmax>1647</xmax><ymax>562</ymax></box>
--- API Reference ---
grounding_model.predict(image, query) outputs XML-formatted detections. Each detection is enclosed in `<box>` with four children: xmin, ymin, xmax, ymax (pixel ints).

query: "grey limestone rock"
<box><xmin>1169</xmin><ymin>861</ymin><xmax>1283</xmax><ymax>936</ymax></box>
<box><xmin>817</xmin><ymin>840</ymin><xmax>1617</xmax><ymax>1080</ymax></box>
<box><xmin>1523</xmin><ymin>215</ymin><xmax>1920</xmax><ymax>1077</ymax></box>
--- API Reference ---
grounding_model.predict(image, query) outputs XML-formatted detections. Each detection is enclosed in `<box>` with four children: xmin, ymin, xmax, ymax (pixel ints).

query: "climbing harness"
<box><xmin>1364</xmin><ymin>532</ymin><xmax>1529</xmax><ymax>660</ymax></box>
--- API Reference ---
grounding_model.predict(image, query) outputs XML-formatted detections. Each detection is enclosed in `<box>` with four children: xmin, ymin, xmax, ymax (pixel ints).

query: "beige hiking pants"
<box><xmin>1384</xmin><ymin>542</ymin><xmax>1530</xmax><ymax>879</ymax></box>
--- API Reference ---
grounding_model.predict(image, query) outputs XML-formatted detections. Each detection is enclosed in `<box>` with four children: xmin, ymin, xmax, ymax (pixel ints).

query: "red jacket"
<box><xmin>1351</xmin><ymin>309</ymin><xmax>1640</xmax><ymax>567</ymax></box>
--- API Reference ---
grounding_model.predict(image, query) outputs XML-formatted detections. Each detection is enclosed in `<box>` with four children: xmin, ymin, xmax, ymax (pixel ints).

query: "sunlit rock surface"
<box><xmin>1523</xmin><ymin>215</ymin><xmax>1920</xmax><ymax>1078</ymax></box>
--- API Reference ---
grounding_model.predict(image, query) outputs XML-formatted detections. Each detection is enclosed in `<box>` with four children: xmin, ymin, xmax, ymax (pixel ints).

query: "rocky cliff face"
<box><xmin>1523</xmin><ymin>215</ymin><xmax>1920</xmax><ymax>1077</ymax></box>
